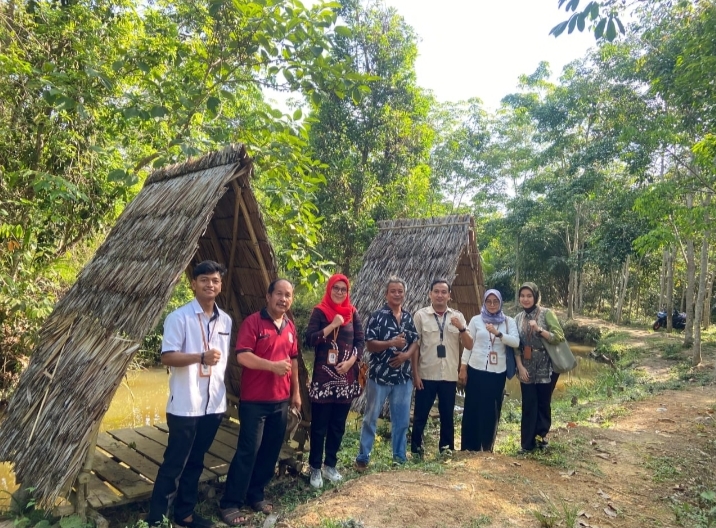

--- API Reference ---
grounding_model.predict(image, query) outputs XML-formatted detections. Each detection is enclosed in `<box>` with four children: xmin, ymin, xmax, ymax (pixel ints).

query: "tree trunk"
<box><xmin>515</xmin><ymin>234</ymin><xmax>520</xmax><ymax>301</ymax></box>
<box><xmin>684</xmin><ymin>210</ymin><xmax>696</xmax><ymax>346</ymax></box>
<box><xmin>704</xmin><ymin>268</ymin><xmax>714</xmax><ymax>329</ymax></box>
<box><xmin>666</xmin><ymin>245</ymin><xmax>675</xmax><ymax>332</ymax></box>
<box><xmin>693</xmin><ymin>195</ymin><xmax>711</xmax><ymax>365</ymax></box>
<box><xmin>659</xmin><ymin>249</ymin><xmax>668</xmax><ymax>310</ymax></box>
<box><xmin>568</xmin><ymin>205</ymin><xmax>581</xmax><ymax>319</ymax></box>
<box><xmin>615</xmin><ymin>254</ymin><xmax>630</xmax><ymax>324</ymax></box>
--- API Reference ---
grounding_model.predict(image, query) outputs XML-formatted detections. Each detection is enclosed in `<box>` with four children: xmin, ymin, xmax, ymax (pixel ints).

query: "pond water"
<box><xmin>504</xmin><ymin>342</ymin><xmax>601</xmax><ymax>401</ymax></box>
<box><xmin>0</xmin><ymin>342</ymin><xmax>600</xmax><ymax>507</ymax></box>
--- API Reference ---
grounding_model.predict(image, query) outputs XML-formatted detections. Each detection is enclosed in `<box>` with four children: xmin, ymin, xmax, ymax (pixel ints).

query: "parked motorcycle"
<box><xmin>652</xmin><ymin>309</ymin><xmax>687</xmax><ymax>331</ymax></box>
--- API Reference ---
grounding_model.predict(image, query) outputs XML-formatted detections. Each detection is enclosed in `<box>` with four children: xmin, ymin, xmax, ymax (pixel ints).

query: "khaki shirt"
<box><xmin>414</xmin><ymin>305</ymin><xmax>468</xmax><ymax>382</ymax></box>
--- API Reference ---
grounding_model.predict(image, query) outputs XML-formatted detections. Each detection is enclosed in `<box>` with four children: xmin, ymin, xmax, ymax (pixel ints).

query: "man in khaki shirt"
<box><xmin>411</xmin><ymin>279</ymin><xmax>473</xmax><ymax>456</ymax></box>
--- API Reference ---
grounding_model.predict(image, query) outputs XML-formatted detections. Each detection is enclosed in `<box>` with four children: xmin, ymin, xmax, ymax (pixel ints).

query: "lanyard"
<box><xmin>197</xmin><ymin>313</ymin><xmax>218</xmax><ymax>352</ymax></box>
<box><xmin>433</xmin><ymin>312</ymin><xmax>448</xmax><ymax>343</ymax></box>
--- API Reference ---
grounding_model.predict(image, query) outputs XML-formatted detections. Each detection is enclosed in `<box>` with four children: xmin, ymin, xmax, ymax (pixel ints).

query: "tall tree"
<box><xmin>307</xmin><ymin>0</ymin><xmax>433</xmax><ymax>274</ymax></box>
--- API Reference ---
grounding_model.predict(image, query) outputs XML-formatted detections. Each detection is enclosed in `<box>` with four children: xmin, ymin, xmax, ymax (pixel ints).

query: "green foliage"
<box><xmin>551</xmin><ymin>0</ymin><xmax>626</xmax><ymax>42</ymax></box>
<box><xmin>307</xmin><ymin>0</ymin><xmax>434</xmax><ymax>274</ymax></box>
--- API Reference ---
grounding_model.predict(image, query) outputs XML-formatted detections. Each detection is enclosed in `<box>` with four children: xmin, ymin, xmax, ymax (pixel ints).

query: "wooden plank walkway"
<box><xmin>84</xmin><ymin>421</ymin><xmax>243</xmax><ymax>510</ymax></box>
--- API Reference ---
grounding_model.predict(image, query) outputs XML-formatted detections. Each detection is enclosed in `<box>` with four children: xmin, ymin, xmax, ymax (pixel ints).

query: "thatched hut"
<box><xmin>349</xmin><ymin>214</ymin><xmax>485</xmax><ymax>412</ymax></box>
<box><xmin>351</xmin><ymin>215</ymin><xmax>485</xmax><ymax>320</ymax></box>
<box><xmin>0</xmin><ymin>145</ymin><xmax>308</xmax><ymax>509</ymax></box>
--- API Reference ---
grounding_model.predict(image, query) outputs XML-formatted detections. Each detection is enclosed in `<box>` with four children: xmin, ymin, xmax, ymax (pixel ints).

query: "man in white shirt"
<box><xmin>411</xmin><ymin>279</ymin><xmax>473</xmax><ymax>456</ymax></box>
<box><xmin>146</xmin><ymin>261</ymin><xmax>232</xmax><ymax>528</ymax></box>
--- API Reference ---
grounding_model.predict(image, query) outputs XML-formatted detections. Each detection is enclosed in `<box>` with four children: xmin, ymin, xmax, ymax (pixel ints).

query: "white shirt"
<box><xmin>161</xmin><ymin>299</ymin><xmax>232</xmax><ymax>416</ymax></box>
<box><xmin>461</xmin><ymin>315</ymin><xmax>520</xmax><ymax>373</ymax></box>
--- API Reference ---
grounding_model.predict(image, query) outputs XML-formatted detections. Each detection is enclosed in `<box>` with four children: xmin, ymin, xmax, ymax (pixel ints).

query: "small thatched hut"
<box><xmin>351</xmin><ymin>215</ymin><xmax>485</xmax><ymax>320</ymax></box>
<box><xmin>0</xmin><ymin>145</ymin><xmax>307</xmax><ymax>509</ymax></box>
<box><xmin>349</xmin><ymin>214</ymin><xmax>485</xmax><ymax>413</ymax></box>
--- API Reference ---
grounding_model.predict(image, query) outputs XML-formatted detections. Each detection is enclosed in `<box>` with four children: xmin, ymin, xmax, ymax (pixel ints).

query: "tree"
<box><xmin>307</xmin><ymin>0</ymin><xmax>433</xmax><ymax>274</ymax></box>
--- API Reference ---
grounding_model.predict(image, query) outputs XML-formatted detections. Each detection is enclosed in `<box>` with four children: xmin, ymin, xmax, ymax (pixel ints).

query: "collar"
<box><xmin>260</xmin><ymin>307</ymin><xmax>288</xmax><ymax>331</ymax></box>
<box><xmin>191</xmin><ymin>299</ymin><xmax>220</xmax><ymax>321</ymax></box>
<box><xmin>426</xmin><ymin>305</ymin><xmax>453</xmax><ymax>315</ymax></box>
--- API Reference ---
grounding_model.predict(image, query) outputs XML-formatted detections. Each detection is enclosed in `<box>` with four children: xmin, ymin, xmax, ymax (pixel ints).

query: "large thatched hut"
<box><xmin>349</xmin><ymin>214</ymin><xmax>485</xmax><ymax>413</ymax></box>
<box><xmin>0</xmin><ymin>145</ymin><xmax>308</xmax><ymax>510</ymax></box>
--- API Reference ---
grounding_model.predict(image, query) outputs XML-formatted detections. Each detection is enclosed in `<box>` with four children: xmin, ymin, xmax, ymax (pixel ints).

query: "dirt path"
<box><xmin>286</xmin><ymin>319</ymin><xmax>716</xmax><ymax>528</ymax></box>
<box><xmin>287</xmin><ymin>386</ymin><xmax>715</xmax><ymax>528</ymax></box>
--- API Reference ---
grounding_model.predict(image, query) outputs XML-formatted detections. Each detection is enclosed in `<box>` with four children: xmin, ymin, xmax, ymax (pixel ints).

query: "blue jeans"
<box><xmin>356</xmin><ymin>378</ymin><xmax>413</xmax><ymax>464</ymax></box>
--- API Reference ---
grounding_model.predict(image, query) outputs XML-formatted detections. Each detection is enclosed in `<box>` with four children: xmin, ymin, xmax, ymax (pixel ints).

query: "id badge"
<box><xmin>199</xmin><ymin>364</ymin><xmax>212</xmax><ymax>377</ymax></box>
<box><xmin>437</xmin><ymin>344</ymin><xmax>446</xmax><ymax>358</ymax></box>
<box><xmin>327</xmin><ymin>349</ymin><xmax>339</xmax><ymax>365</ymax></box>
<box><xmin>523</xmin><ymin>345</ymin><xmax>532</xmax><ymax>360</ymax></box>
<box><xmin>489</xmin><ymin>351</ymin><xmax>498</xmax><ymax>365</ymax></box>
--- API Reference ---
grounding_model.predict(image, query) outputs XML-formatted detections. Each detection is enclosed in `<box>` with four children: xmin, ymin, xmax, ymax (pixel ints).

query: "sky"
<box><xmin>267</xmin><ymin>0</ymin><xmax>597</xmax><ymax>111</ymax></box>
<box><xmin>381</xmin><ymin>0</ymin><xmax>596</xmax><ymax>109</ymax></box>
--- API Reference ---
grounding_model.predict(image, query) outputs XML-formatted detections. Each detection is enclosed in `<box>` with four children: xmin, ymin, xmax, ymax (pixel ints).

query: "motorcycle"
<box><xmin>652</xmin><ymin>309</ymin><xmax>687</xmax><ymax>331</ymax></box>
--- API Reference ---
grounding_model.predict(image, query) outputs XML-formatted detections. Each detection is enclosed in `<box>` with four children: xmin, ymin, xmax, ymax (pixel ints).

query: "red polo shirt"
<box><xmin>236</xmin><ymin>308</ymin><xmax>299</xmax><ymax>402</ymax></box>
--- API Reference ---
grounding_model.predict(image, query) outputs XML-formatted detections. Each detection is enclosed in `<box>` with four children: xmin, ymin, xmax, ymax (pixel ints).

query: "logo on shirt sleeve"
<box><xmin>288</xmin><ymin>332</ymin><xmax>294</xmax><ymax>344</ymax></box>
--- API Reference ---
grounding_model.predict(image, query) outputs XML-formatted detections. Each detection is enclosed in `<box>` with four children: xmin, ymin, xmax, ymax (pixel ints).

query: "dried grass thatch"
<box><xmin>350</xmin><ymin>214</ymin><xmax>485</xmax><ymax>414</ymax></box>
<box><xmin>0</xmin><ymin>144</ymin><xmax>288</xmax><ymax>507</ymax></box>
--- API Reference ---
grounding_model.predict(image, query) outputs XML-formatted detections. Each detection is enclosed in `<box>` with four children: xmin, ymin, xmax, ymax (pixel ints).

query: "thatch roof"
<box><xmin>349</xmin><ymin>214</ymin><xmax>485</xmax><ymax>414</ymax></box>
<box><xmin>0</xmin><ymin>145</ymin><xmax>284</xmax><ymax>507</ymax></box>
<box><xmin>351</xmin><ymin>215</ymin><xmax>485</xmax><ymax>321</ymax></box>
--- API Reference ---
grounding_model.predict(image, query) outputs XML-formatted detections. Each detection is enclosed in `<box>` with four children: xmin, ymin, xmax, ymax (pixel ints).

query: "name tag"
<box><xmin>327</xmin><ymin>349</ymin><xmax>339</xmax><ymax>365</ymax></box>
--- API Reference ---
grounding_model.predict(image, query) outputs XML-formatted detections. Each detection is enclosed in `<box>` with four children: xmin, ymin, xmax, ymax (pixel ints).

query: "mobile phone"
<box><xmin>437</xmin><ymin>344</ymin><xmax>446</xmax><ymax>358</ymax></box>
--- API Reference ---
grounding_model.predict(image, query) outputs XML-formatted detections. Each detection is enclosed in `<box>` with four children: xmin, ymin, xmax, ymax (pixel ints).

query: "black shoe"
<box><xmin>517</xmin><ymin>447</ymin><xmax>534</xmax><ymax>455</ymax></box>
<box><xmin>537</xmin><ymin>438</ymin><xmax>549</xmax><ymax>449</ymax></box>
<box><xmin>174</xmin><ymin>514</ymin><xmax>215</xmax><ymax>528</ymax></box>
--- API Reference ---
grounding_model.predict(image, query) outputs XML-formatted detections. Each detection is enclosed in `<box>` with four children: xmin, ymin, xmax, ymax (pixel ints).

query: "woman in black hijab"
<box><xmin>513</xmin><ymin>282</ymin><xmax>566</xmax><ymax>453</ymax></box>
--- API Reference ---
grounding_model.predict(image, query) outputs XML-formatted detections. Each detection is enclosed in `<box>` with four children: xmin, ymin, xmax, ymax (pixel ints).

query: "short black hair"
<box><xmin>268</xmin><ymin>278</ymin><xmax>293</xmax><ymax>294</ymax></box>
<box><xmin>429</xmin><ymin>279</ymin><xmax>451</xmax><ymax>292</ymax></box>
<box><xmin>192</xmin><ymin>260</ymin><xmax>226</xmax><ymax>279</ymax></box>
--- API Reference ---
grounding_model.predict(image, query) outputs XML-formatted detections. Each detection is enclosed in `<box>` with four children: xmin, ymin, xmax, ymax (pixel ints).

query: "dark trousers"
<box><xmin>520</xmin><ymin>381</ymin><xmax>554</xmax><ymax>450</ymax></box>
<box><xmin>147</xmin><ymin>412</ymin><xmax>222</xmax><ymax>524</ymax></box>
<box><xmin>309</xmin><ymin>401</ymin><xmax>351</xmax><ymax>469</ymax></box>
<box><xmin>220</xmin><ymin>401</ymin><xmax>288</xmax><ymax>510</ymax></box>
<box><xmin>461</xmin><ymin>367</ymin><xmax>506</xmax><ymax>452</ymax></box>
<box><xmin>411</xmin><ymin>380</ymin><xmax>457</xmax><ymax>453</ymax></box>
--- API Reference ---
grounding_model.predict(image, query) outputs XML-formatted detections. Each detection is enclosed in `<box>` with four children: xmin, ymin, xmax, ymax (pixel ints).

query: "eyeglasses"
<box><xmin>332</xmin><ymin>286</ymin><xmax>348</xmax><ymax>293</ymax></box>
<box><xmin>484</xmin><ymin>298</ymin><xmax>500</xmax><ymax>305</ymax></box>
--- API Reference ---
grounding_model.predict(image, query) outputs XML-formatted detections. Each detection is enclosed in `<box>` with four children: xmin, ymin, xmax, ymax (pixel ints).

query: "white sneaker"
<box><xmin>322</xmin><ymin>465</ymin><xmax>343</xmax><ymax>483</ymax></box>
<box><xmin>309</xmin><ymin>467</ymin><xmax>323</xmax><ymax>488</ymax></box>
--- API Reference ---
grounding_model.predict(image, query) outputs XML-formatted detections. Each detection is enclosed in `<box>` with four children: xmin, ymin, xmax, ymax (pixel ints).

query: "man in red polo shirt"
<box><xmin>220</xmin><ymin>279</ymin><xmax>301</xmax><ymax>525</ymax></box>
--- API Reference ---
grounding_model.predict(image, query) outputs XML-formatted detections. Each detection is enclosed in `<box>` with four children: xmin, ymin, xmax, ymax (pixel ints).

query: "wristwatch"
<box><xmin>459</xmin><ymin>327</ymin><xmax>467</xmax><ymax>333</ymax></box>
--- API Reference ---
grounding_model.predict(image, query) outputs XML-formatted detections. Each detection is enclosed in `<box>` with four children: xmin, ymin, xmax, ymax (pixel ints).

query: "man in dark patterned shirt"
<box><xmin>354</xmin><ymin>276</ymin><xmax>419</xmax><ymax>470</ymax></box>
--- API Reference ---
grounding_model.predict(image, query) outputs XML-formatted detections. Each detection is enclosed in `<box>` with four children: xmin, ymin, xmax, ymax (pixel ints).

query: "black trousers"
<box><xmin>411</xmin><ymin>379</ymin><xmax>457</xmax><ymax>453</ymax></box>
<box><xmin>220</xmin><ymin>401</ymin><xmax>288</xmax><ymax>510</ymax></box>
<box><xmin>520</xmin><ymin>381</ymin><xmax>554</xmax><ymax>450</ymax></box>
<box><xmin>309</xmin><ymin>401</ymin><xmax>351</xmax><ymax>469</ymax></box>
<box><xmin>461</xmin><ymin>367</ymin><xmax>506</xmax><ymax>452</ymax></box>
<box><xmin>147</xmin><ymin>412</ymin><xmax>222</xmax><ymax>524</ymax></box>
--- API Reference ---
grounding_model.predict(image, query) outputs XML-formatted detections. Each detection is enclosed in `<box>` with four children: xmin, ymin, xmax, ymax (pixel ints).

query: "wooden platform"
<box><xmin>84</xmin><ymin>421</ymin><xmax>303</xmax><ymax>510</ymax></box>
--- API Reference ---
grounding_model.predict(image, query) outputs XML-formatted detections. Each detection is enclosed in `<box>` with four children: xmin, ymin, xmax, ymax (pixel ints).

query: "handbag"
<box><xmin>358</xmin><ymin>359</ymin><xmax>369</xmax><ymax>388</ymax></box>
<box><xmin>504</xmin><ymin>319</ymin><xmax>516</xmax><ymax>379</ymax></box>
<box><xmin>540</xmin><ymin>337</ymin><xmax>577</xmax><ymax>373</ymax></box>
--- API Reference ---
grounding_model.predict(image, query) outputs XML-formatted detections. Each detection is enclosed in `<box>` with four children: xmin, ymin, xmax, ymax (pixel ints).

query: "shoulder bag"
<box><xmin>504</xmin><ymin>319</ymin><xmax>517</xmax><ymax>380</ymax></box>
<box><xmin>539</xmin><ymin>310</ymin><xmax>577</xmax><ymax>373</ymax></box>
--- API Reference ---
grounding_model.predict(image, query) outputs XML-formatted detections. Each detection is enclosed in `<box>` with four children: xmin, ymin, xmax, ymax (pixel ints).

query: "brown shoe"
<box><xmin>353</xmin><ymin>460</ymin><xmax>369</xmax><ymax>472</ymax></box>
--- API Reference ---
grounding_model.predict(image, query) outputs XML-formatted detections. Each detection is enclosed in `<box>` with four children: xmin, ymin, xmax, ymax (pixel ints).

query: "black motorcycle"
<box><xmin>652</xmin><ymin>309</ymin><xmax>687</xmax><ymax>331</ymax></box>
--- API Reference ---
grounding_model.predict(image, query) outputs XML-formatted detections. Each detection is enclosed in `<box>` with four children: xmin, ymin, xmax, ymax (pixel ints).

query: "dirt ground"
<box><xmin>284</xmin><ymin>322</ymin><xmax>716</xmax><ymax>528</ymax></box>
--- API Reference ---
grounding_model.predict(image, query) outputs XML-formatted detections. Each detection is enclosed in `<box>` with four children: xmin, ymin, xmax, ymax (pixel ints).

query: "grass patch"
<box><xmin>645</xmin><ymin>455</ymin><xmax>682</xmax><ymax>483</ymax></box>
